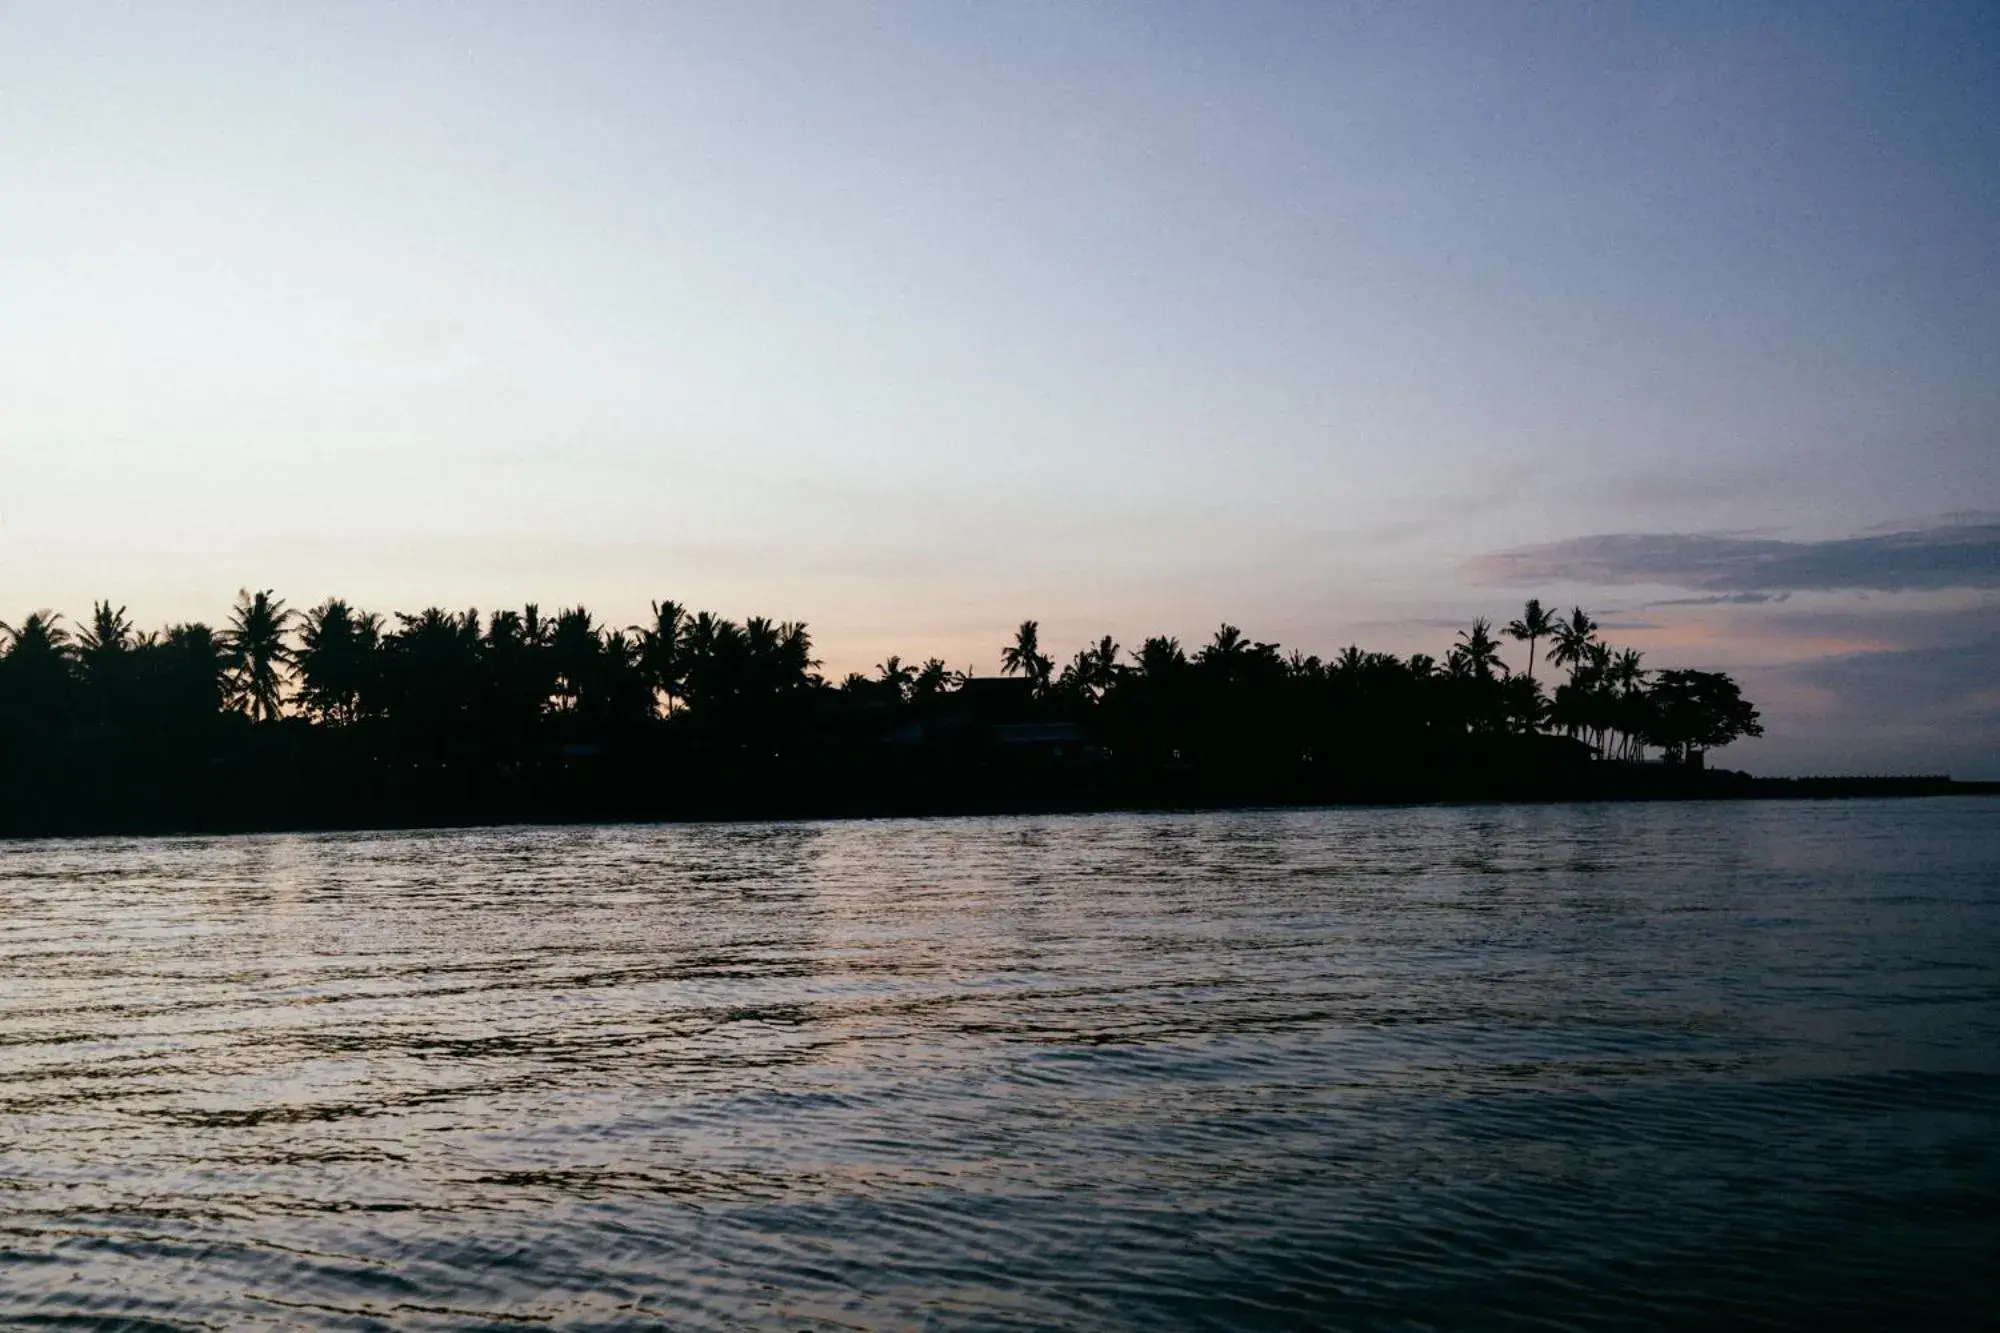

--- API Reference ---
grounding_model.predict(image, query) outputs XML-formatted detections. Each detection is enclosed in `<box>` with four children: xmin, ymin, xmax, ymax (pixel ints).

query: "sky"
<box><xmin>2</xmin><ymin>1</ymin><xmax>1995</xmax><ymax>776</ymax></box>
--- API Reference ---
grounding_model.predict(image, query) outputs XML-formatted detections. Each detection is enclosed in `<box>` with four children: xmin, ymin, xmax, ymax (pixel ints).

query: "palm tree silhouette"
<box><xmin>593</xmin><ymin>627</ymin><xmax>655</xmax><ymax>729</ymax></box>
<box><xmin>1607</xmin><ymin>647</ymin><xmax>1648</xmax><ymax>759</ymax></box>
<box><xmin>297</xmin><ymin>598</ymin><xmax>381</xmax><ymax>725</ymax></box>
<box><xmin>1061</xmin><ymin>635</ymin><xmax>1123</xmax><ymax>701</ymax></box>
<box><xmin>1000</xmin><ymin>620</ymin><xmax>1052</xmax><ymax>692</ymax></box>
<box><xmin>743</xmin><ymin>616</ymin><xmax>790</xmax><ymax>698</ymax></box>
<box><xmin>480</xmin><ymin>608</ymin><xmax>553</xmax><ymax>738</ymax></box>
<box><xmin>1090</xmin><ymin>636</ymin><xmax>1122</xmax><ymax>689</ymax></box>
<box><xmin>1445</xmin><ymin>618</ymin><xmax>1511</xmax><ymax>734</ymax></box>
<box><xmin>1195</xmin><ymin>625</ymin><xmax>1259</xmax><ymax>692</ymax></box>
<box><xmin>1132</xmin><ymin>636</ymin><xmax>1185</xmax><ymax>681</ymax></box>
<box><xmin>548</xmin><ymin>607</ymin><xmax>601</xmax><ymax>714</ymax></box>
<box><xmin>1501</xmin><ymin>673</ymin><xmax>1548</xmax><ymax>734</ymax></box>
<box><xmin>0</xmin><ymin>581</ymin><xmax>1787</xmax><ymax>836</ymax></box>
<box><xmin>876</xmin><ymin>655</ymin><xmax>915</xmax><ymax>702</ymax></box>
<box><xmin>682</xmin><ymin>612</ymin><xmax>748</xmax><ymax>709</ymax></box>
<box><xmin>1547</xmin><ymin>606</ymin><xmax>1598</xmax><ymax>682</ymax></box>
<box><xmin>1056</xmin><ymin>646</ymin><xmax>1107</xmax><ymax>702</ymax></box>
<box><xmin>1200</xmin><ymin>623</ymin><xmax>1248</xmax><ymax>662</ymax></box>
<box><xmin>522</xmin><ymin>603</ymin><xmax>552</xmax><ymax>649</ymax></box>
<box><xmin>1</xmin><ymin>610</ymin><xmax>72</xmax><ymax>662</ymax></box>
<box><xmin>220</xmin><ymin>590</ymin><xmax>294</xmax><ymax>722</ymax></box>
<box><xmin>910</xmin><ymin>657</ymin><xmax>961</xmax><ymax>700</ymax></box>
<box><xmin>76</xmin><ymin>602</ymin><xmax>136</xmax><ymax>667</ymax></box>
<box><xmin>74</xmin><ymin>603</ymin><xmax>143</xmax><ymax>717</ymax></box>
<box><xmin>1452</xmin><ymin>617</ymin><xmax>1509</xmax><ymax>681</ymax></box>
<box><xmin>778</xmin><ymin>622</ymin><xmax>819</xmax><ymax>686</ymax></box>
<box><xmin>159</xmin><ymin>621</ymin><xmax>226</xmax><ymax>718</ymax></box>
<box><xmin>1504</xmin><ymin>599</ymin><xmax>1557</xmax><ymax>683</ymax></box>
<box><xmin>635</xmin><ymin>600</ymin><xmax>688</xmax><ymax>715</ymax></box>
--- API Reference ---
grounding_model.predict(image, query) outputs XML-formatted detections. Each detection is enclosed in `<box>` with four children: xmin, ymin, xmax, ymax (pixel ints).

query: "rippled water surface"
<box><xmin>3</xmin><ymin>800</ymin><xmax>1997</xmax><ymax>1330</ymax></box>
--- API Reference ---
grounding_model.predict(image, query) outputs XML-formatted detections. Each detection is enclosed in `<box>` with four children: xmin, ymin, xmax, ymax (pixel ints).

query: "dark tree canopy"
<box><xmin>1643</xmin><ymin>669</ymin><xmax>1765</xmax><ymax>764</ymax></box>
<box><xmin>0</xmin><ymin>592</ymin><xmax>1772</xmax><ymax>835</ymax></box>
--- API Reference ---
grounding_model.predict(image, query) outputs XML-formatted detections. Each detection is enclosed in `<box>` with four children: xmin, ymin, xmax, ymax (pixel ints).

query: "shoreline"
<box><xmin>4</xmin><ymin>774</ymin><xmax>1992</xmax><ymax>843</ymax></box>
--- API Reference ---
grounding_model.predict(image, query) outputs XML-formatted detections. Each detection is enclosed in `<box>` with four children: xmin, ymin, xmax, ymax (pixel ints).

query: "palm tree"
<box><xmin>679</xmin><ymin>611</ymin><xmax>719</xmax><ymax>707</ymax></box>
<box><xmin>379</xmin><ymin>607</ymin><xmax>482</xmax><ymax>751</ymax></box>
<box><xmin>76</xmin><ymin>602</ymin><xmax>136</xmax><ymax>671</ymax></box>
<box><xmin>910</xmin><ymin>657</ymin><xmax>962</xmax><ymax>700</ymax></box>
<box><xmin>1547</xmin><ymin>606</ymin><xmax>1598</xmax><ymax>681</ymax></box>
<box><xmin>74</xmin><ymin>603</ymin><xmax>143</xmax><ymax>721</ymax></box>
<box><xmin>681</xmin><ymin>612</ymin><xmax>746</xmax><ymax>709</ymax></box>
<box><xmin>1000</xmin><ymin>620</ymin><xmax>1052</xmax><ymax>691</ymax></box>
<box><xmin>1610</xmin><ymin>647</ymin><xmax>1646</xmax><ymax>692</ymax></box>
<box><xmin>636</xmin><ymin>599</ymin><xmax>688</xmax><ymax>714</ymax></box>
<box><xmin>0</xmin><ymin>612</ymin><xmax>80</xmax><ymax>747</ymax></box>
<box><xmin>548</xmin><ymin>607</ymin><xmax>601</xmax><ymax>714</ymax></box>
<box><xmin>522</xmin><ymin>603</ymin><xmax>552</xmax><ymax>649</ymax></box>
<box><xmin>1055</xmin><ymin>647</ymin><xmax>1102</xmax><ymax>703</ymax></box>
<box><xmin>1</xmin><ymin>610</ymin><xmax>71</xmax><ymax>662</ymax></box>
<box><xmin>1452</xmin><ymin>617</ymin><xmax>1509</xmax><ymax>682</ymax></box>
<box><xmin>742</xmin><ymin>615</ymin><xmax>785</xmax><ymax>697</ymax></box>
<box><xmin>1502</xmin><ymin>673</ymin><xmax>1548</xmax><ymax>734</ymax></box>
<box><xmin>1194</xmin><ymin>624</ymin><xmax>1260</xmax><ymax>692</ymax></box>
<box><xmin>159</xmin><ymin>622</ymin><xmax>226</xmax><ymax>719</ymax></box>
<box><xmin>593</xmin><ymin>627</ymin><xmax>656</xmax><ymax>729</ymax></box>
<box><xmin>1445</xmin><ymin>619</ymin><xmax>1511</xmax><ymax>734</ymax></box>
<box><xmin>1132</xmin><ymin>636</ymin><xmax>1185</xmax><ymax>681</ymax></box>
<box><xmin>1200</xmin><ymin>623</ymin><xmax>1247</xmax><ymax>663</ymax></box>
<box><xmin>479</xmin><ymin>608</ymin><xmax>552</xmax><ymax>737</ymax></box>
<box><xmin>220</xmin><ymin>589</ymin><xmax>293</xmax><ymax>722</ymax></box>
<box><xmin>1084</xmin><ymin>635</ymin><xmax>1122</xmax><ymax>696</ymax></box>
<box><xmin>296</xmin><ymin>598</ymin><xmax>382</xmax><ymax>725</ymax></box>
<box><xmin>778</xmin><ymin>621</ymin><xmax>820</xmax><ymax>688</ymax></box>
<box><xmin>1573</xmin><ymin>642</ymin><xmax>1616</xmax><ymax>754</ymax></box>
<box><xmin>1607</xmin><ymin>647</ymin><xmax>1648</xmax><ymax>759</ymax></box>
<box><xmin>1504</xmin><ymin>599</ymin><xmax>1557</xmax><ymax>683</ymax></box>
<box><xmin>876</xmin><ymin>654</ymin><xmax>915</xmax><ymax>702</ymax></box>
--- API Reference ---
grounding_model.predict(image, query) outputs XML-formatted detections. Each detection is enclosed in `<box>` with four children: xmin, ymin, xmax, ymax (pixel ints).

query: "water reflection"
<box><xmin>0</xmin><ymin>800</ymin><xmax>1995</xmax><ymax>1329</ymax></box>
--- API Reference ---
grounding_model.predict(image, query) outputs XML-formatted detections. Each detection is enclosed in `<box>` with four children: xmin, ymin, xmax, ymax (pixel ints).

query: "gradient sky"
<box><xmin>3</xmin><ymin>2</ymin><xmax>1995</xmax><ymax>775</ymax></box>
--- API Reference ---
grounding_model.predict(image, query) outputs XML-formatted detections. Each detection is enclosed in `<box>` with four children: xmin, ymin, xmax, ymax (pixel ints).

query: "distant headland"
<box><xmin>0</xmin><ymin>593</ymin><xmax>1988</xmax><ymax>838</ymax></box>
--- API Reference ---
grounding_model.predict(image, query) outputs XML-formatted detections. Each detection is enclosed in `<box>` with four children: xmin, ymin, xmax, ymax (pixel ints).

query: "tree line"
<box><xmin>0</xmin><ymin>591</ymin><xmax>1760</xmax><ymax>834</ymax></box>
<box><xmin>982</xmin><ymin>599</ymin><xmax>1759</xmax><ymax>767</ymax></box>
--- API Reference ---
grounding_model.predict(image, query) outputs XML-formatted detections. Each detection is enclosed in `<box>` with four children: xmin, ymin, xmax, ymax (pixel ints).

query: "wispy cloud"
<box><xmin>1644</xmin><ymin>591</ymin><xmax>1792</xmax><ymax>607</ymax></box>
<box><xmin>1471</xmin><ymin>517</ymin><xmax>1999</xmax><ymax>594</ymax></box>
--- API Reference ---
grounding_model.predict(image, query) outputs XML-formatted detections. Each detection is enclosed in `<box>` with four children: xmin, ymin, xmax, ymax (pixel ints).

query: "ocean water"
<box><xmin>1</xmin><ymin>799</ymin><xmax>1995</xmax><ymax>1330</ymax></box>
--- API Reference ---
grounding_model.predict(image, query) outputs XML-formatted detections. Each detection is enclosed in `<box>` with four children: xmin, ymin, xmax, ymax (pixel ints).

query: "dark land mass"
<box><xmin>2</xmin><ymin>593</ymin><xmax>1988</xmax><ymax>839</ymax></box>
<box><xmin>11</xmin><ymin>752</ymin><xmax>1995</xmax><ymax>842</ymax></box>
